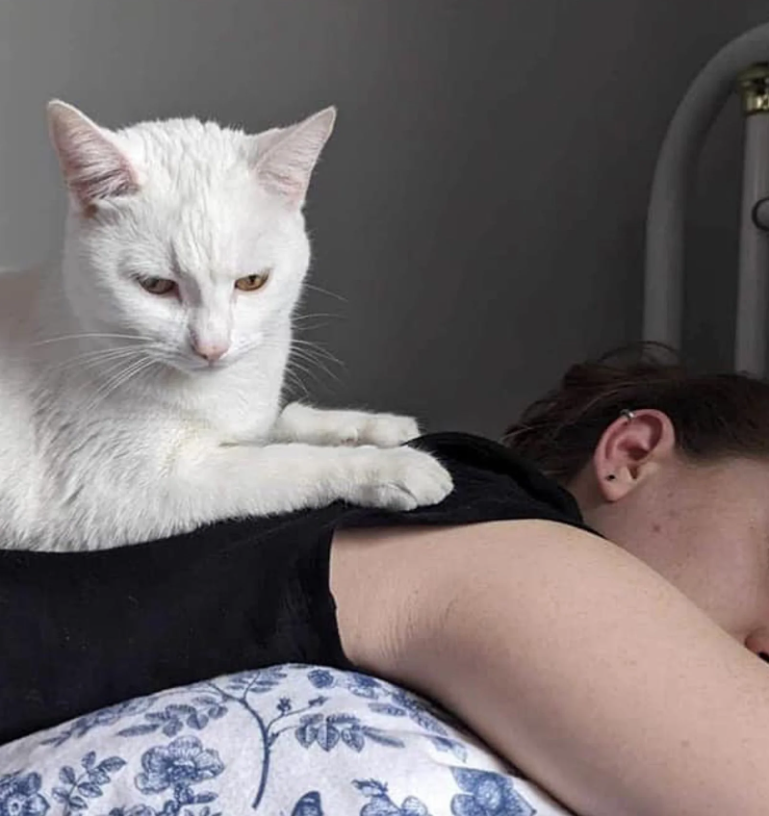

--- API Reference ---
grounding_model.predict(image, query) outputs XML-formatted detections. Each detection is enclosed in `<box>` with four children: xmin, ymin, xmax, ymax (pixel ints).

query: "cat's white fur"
<box><xmin>0</xmin><ymin>101</ymin><xmax>452</xmax><ymax>551</ymax></box>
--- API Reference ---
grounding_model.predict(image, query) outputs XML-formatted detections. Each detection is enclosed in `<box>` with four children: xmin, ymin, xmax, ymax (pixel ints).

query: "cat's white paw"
<box><xmin>336</xmin><ymin>412</ymin><xmax>420</xmax><ymax>448</ymax></box>
<box><xmin>349</xmin><ymin>446</ymin><xmax>453</xmax><ymax>511</ymax></box>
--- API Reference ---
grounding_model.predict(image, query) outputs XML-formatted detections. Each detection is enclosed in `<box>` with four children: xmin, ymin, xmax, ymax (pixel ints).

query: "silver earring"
<box><xmin>620</xmin><ymin>409</ymin><xmax>636</xmax><ymax>422</ymax></box>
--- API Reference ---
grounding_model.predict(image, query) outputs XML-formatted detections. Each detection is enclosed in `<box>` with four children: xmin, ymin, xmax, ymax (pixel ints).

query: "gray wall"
<box><xmin>0</xmin><ymin>0</ymin><xmax>767</xmax><ymax>436</ymax></box>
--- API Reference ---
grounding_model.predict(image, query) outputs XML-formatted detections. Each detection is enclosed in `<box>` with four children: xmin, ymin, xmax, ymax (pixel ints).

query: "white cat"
<box><xmin>0</xmin><ymin>101</ymin><xmax>452</xmax><ymax>551</ymax></box>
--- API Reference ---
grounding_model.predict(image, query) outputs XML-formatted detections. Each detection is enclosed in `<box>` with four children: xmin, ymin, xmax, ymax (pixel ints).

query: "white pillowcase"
<box><xmin>0</xmin><ymin>664</ymin><xmax>575</xmax><ymax>815</ymax></box>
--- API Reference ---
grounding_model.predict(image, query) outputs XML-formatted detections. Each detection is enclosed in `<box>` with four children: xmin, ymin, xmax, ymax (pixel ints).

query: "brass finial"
<box><xmin>739</xmin><ymin>64</ymin><xmax>769</xmax><ymax>115</ymax></box>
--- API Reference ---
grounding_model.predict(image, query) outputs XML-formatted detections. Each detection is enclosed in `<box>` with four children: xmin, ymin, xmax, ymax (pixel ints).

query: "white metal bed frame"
<box><xmin>644</xmin><ymin>22</ymin><xmax>769</xmax><ymax>375</ymax></box>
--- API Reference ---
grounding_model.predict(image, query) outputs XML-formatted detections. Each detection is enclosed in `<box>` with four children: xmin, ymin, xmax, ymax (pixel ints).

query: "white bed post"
<box><xmin>644</xmin><ymin>23</ymin><xmax>769</xmax><ymax>372</ymax></box>
<box><xmin>736</xmin><ymin>65</ymin><xmax>769</xmax><ymax>376</ymax></box>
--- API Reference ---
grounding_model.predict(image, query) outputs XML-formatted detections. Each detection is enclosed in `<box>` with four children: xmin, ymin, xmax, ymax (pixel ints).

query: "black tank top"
<box><xmin>0</xmin><ymin>432</ymin><xmax>591</xmax><ymax>745</ymax></box>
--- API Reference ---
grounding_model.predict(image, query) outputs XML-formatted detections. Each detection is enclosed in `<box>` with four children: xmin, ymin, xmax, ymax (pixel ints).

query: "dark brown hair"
<box><xmin>502</xmin><ymin>343</ymin><xmax>769</xmax><ymax>484</ymax></box>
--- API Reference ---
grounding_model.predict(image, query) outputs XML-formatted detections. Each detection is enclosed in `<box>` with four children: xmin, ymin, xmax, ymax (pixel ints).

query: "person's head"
<box><xmin>503</xmin><ymin>344</ymin><xmax>769</xmax><ymax>656</ymax></box>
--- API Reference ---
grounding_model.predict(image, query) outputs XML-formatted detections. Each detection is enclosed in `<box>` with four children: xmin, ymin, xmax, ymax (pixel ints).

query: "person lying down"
<box><xmin>2</xmin><ymin>344</ymin><xmax>769</xmax><ymax>816</ymax></box>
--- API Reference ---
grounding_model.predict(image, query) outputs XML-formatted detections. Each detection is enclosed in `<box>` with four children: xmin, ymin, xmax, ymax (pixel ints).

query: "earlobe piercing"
<box><xmin>606</xmin><ymin>474</ymin><xmax>617</xmax><ymax>481</ymax></box>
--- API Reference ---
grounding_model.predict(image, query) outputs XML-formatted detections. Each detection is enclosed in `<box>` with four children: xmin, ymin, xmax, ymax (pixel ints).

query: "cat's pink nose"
<box><xmin>192</xmin><ymin>340</ymin><xmax>229</xmax><ymax>363</ymax></box>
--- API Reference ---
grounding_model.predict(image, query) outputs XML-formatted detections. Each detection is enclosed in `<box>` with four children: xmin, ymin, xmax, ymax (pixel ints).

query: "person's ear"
<box><xmin>591</xmin><ymin>409</ymin><xmax>677</xmax><ymax>501</ymax></box>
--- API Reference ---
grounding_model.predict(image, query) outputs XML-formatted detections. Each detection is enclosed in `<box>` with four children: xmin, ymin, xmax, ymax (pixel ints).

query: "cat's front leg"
<box><xmin>161</xmin><ymin>440</ymin><xmax>453</xmax><ymax>528</ymax></box>
<box><xmin>59</xmin><ymin>436</ymin><xmax>454</xmax><ymax>550</ymax></box>
<box><xmin>272</xmin><ymin>402</ymin><xmax>420</xmax><ymax>448</ymax></box>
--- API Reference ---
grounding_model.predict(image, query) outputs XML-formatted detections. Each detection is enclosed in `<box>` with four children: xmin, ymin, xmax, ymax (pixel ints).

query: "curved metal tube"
<box><xmin>644</xmin><ymin>22</ymin><xmax>769</xmax><ymax>357</ymax></box>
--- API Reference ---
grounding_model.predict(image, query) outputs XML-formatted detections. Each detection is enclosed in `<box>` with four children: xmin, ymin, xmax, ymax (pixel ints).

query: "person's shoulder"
<box><xmin>333</xmin><ymin>518</ymin><xmax>620</xmax><ymax>673</ymax></box>
<box><xmin>368</xmin><ymin>518</ymin><xmax>769</xmax><ymax>815</ymax></box>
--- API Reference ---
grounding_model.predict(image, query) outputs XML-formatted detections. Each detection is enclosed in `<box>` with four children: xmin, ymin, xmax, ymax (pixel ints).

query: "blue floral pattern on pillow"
<box><xmin>0</xmin><ymin>666</ymin><xmax>574</xmax><ymax>816</ymax></box>
<box><xmin>0</xmin><ymin>771</ymin><xmax>50</xmax><ymax>816</ymax></box>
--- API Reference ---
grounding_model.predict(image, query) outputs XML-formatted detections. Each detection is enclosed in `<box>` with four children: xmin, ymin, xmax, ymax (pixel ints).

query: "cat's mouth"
<box><xmin>195</xmin><ymin>359</ymin><xmax>229</xmax><ymax>372</ymax></box>
<box><xmin>150</xmin><ymin>353</ymin><xmax>232</xmax><ymax>376</ymax></box>
<box><xmin>180</xmin><ymin>353</ymin><xmax>235</xmax><ymax>374</ymax></box>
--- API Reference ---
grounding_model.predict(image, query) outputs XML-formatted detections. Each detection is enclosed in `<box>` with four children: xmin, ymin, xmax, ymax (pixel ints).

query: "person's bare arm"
<box><xmin>332</xmin><ymin>520</ymin><xmax>769</xmax><ymax>816</ymax></box>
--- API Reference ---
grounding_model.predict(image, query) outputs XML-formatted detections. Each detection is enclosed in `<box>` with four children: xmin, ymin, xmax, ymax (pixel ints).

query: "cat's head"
<box><xmin>48</xmin><ymin>100</ymin><xmax>335</xmax><ymax>372</ymax></box>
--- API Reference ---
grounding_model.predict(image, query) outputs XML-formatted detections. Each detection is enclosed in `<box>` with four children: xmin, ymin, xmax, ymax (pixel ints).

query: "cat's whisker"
<box><xmin>87</xmin><ymin>350</ymin><xmax>153</xmax><ymax>385</ymax></box>
<box><xmin>291</xmin><ymin>355</ymin><xmax>341</xmax><ymax>387</ymax></box>
<box><xmin>92</xmin><ymin>352</ymin><xmax>151</xmax><ymax>382</ymax></box>
<box><xmin>55</xmin><ymin>345</ymin><xmax>157</xmax><ymax>375</ymax></box>
<box><xmin>249</xmin><ymin>335</ymin><xmax>344</xmax><ymax>388</ymax></box>
<box><xmin>10</xmin><ymin>341</ymin><xmax>153</xmax><ymax>367</ymax></box>
<box><xmin>282</xmin><ymin>353</ymin><xmax>311</xmax><ymax>380</ymax></box>
<box><xmin>97</xmin><ymin>358</ymin><xmax>159</xmax><ymax>407</ymax></box>
<box><xmin>54</xmin><ymin>348</ymin><xmax>160</xmax><ymax>375</ymax></box>
<box><xmin>302</xmin><ymin>284</ymin><xmax>348</xmax><ymax>303</ymax></box>
<box><xmin>78</xmin><ymin>357</ymin><xmax>148</xmax><ymax>405</ymax></box>
<box><xmin>282</xmin><ymin>363</ymin><xmax>312</xmax><ymax>401</ymax></box>
<box><xmin>28</xmin><ymin>332</ymin><xmax>154</xmax><ymax>348</ymax></box>
<box><xmin>81</xmin><ymin>356</ymin><xmax>158</xmax><ymax>413</ymax></box>
<box><xmin>289</xmin><ymin>346</ymin><xmax>344</xmax><ymax>385</ymax></box>
<box><xmin>290</xmin><ymin>336</ymin><xmax>340</xmax><ymax>351</ymax></box>
<box><xmin>57</xmin><ymin>355</ymin><xmax>140</xmax><ymax>382</ymax></box>
<box><xmin>290</xmin><ymin>339</ymin><xmax>345</xmax><ymax>370</ymax></box>
<box><xmin>282</xmin><ymin>368</ymin><xmax>311</xmax><ymax>401</ymax></box>
<box><xmin>45</xmin><ymin>351</ymin><xmax>137</xmax><ymax>380</ymax></box>
<box><xmin>292</xmin><ymin>311</ymin><xmax>343</xmax><ymax>324</ymax></box>
<box><xmin>285</xmin><ymin>357</ymin><xmax>328</xmax><ymax>389</ymax></box>
<box><xmin>293</xmin><ymin>323</ymin><xmax>332</xmax><ymax>335</ymax></box>
<box><xmin>290</xmin><ymin>336</ymin><xmax>330</xmax><ymax>345</ymax></box>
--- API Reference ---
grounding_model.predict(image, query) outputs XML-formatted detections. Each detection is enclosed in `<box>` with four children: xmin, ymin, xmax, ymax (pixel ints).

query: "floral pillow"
<box><xmin>0</xmin><ymin>664</ymin><xmax>575</xmax><ymax>816</ymax></box>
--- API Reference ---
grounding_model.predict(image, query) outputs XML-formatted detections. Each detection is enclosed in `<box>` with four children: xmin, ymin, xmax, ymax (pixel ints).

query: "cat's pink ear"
<box><xmin>254</xmin><ymin>107</ymin><xmax>336</xmax><ymax>208</ymax></box>
<box><xmin>47</xmin><ymin>100</ymin><xmax>139</xmax><ymax>214</ymax></box>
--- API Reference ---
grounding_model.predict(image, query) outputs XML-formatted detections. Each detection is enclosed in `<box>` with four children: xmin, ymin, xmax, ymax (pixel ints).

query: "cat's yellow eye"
<box><xmin>234</xmin><ymin>272</ymin><xmax>269</xmax><ymax>292</ymax></box>
<box><xmin>139</xmin><ymin>277</ymin><xmax>177</xmax><ymax>296</ymax></box>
